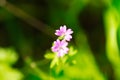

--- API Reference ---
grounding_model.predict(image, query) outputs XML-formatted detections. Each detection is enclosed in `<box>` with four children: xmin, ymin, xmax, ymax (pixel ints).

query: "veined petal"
<box><xmin>66</xmin><ymin>29</ymin><xmax>73</xmax><ymax>35</ymax></box>
<box><xmin>64</xmin><ymin>35</ymin><xmax>72</xmax><ymax>41</ymax></box>
<box><xmin>61</xmin><ymin>40</ymin><xmax>68</xmax><ymax>47</ymax></box>
<box><xmin>57</xmin><ymin>49</ymin><xmax>65</xmax><ymax>57</ymax></box>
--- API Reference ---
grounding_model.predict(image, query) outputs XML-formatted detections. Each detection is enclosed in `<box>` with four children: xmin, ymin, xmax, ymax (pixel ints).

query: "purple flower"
<box><xmin>51</xmin><ymin>25</ymin><xmax>73</xmax><ymax>57</ymax></box>
<box><xmin>55</xmin><ymin>25</ymin><xmax>73</xmax><ymax>41</ymax></box>
<box><xmin>51</xmin><ymin>39</ymin><xmax>69</xmax><ymax>57</ymax></box>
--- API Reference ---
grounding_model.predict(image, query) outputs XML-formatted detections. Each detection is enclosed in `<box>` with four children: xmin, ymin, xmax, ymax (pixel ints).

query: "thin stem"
<box><xmin>25</xmin><ymin>57</ymin><xmax>54</xmax><ymax>80</ymax></box>
<box><xmin>1</xmin><ymin>1</ymin><xmax>55</xmax><ymax>38</ymax></box>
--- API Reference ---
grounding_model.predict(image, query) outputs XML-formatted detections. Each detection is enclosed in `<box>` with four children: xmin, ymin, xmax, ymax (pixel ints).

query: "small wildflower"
<box><xmin>51</xmin><ymin>39</ymin><xmax>69</xmax><ymax>57</ymax></box>
<box><xmin>51</xmin><ymin>25</ymin><xmax>73</xmax><ymax>57</ymax></box>
<box><xmin>55</xmin><ymin>25</ymin><xmax>73</xmax><ymax>41</ymax></box>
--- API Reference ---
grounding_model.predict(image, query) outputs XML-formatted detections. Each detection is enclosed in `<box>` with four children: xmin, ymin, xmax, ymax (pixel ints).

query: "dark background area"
<box><xmin>0</xmin><ymin>0</ymin><xmax>120</xmax><ymax>80</ymax></box>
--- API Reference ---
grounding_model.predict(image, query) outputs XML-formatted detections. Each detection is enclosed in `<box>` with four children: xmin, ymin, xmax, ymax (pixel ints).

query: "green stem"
<box><xmin>25</xmin><ymin>57</ymin><xmax>53</xmax><ymax>80</ymax></box>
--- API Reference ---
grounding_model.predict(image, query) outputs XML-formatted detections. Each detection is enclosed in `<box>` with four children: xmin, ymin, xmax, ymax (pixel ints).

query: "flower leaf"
<box><xmin>68</xmin><ymin>46</ymin><xmax>77</xmax><ymax>56</ymax></box>
<box><xmin>44</xmin><ymin>53</ymin><xmax>55</xmax><ymax>59</ymax></box>
<box><xmin>50</xmin><ymin>56</ymin><xmax>58</xmax><ymax>68</ymax></box>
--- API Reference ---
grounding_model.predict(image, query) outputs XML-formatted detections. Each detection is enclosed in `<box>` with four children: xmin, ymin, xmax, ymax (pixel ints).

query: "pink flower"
<box><xmin>51</xmin><ymin>39</ymin><xmax>69</xmax><ymax>57</ymax></box>
<box><xmin>51</xmin><ymin>25</ymin><xmax>73</xmax><ymax>57</ymax></box>
<box><xmin>55</xmin><ymin>25</ymin><xmax>73</xmax><ymax>41</ymax></box>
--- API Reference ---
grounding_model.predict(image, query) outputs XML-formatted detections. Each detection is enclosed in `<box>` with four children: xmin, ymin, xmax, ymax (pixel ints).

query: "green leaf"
<box><xmin>44</xmin><ymin>52</ymin><xmax>55</xmax><ymax>59</ymax></box>
<box><xmin>50</xmin><ymin>56</ymin><xmax>58</xmax><ymax>68</ymax></box>
<box><xmin>0</xmin><ymin>47</ymin><xmax>18</xmax><ymax>65</ymax></box>
<box><xmin>68</xmin><ymin>46</ymin><xmax>77</xmax><ymax>56</ymax></box>
<box><xmin>0</xmin><ymin>63</ymin><xmax>23</xmax><ymax>80</ymax></box>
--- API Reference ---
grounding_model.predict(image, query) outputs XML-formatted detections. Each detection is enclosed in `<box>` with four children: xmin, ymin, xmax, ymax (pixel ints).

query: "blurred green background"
<box><xmin>0</xmin><ymin>0</ymin><xmax>120</xmax><ymax>80</ymax></box>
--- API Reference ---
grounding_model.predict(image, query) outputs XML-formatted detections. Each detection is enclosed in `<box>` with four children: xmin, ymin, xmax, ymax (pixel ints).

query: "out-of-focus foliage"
<box><xmin>0</xmin><ymin>0</ymin><xmax>120</xmax><ymax>80</ymax></box>
<box><xmin>0</xmin><ymin>48</ymin><xmax>18</xmax><ymax>65</ymax></box>
<box><xmin>45</xmin><ymin>28</ymin><xmax>107</xmax><ymax>79</ymax></box>
<box><xmin>104</xmin><ymin>7</ymin><xmax>120</xmax><ymax>80</ymax></box>
<box><xmin>0</xmin><ymin>48</ymin><xmax>23</xmax><ymax>80</ymax></box>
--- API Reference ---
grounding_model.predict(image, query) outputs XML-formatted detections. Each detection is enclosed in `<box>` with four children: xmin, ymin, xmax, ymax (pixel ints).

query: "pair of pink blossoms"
<box><xmin>51</xmin><ymin>25</ymin><xmax>73</xmax><ymax>57</ymax></box>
